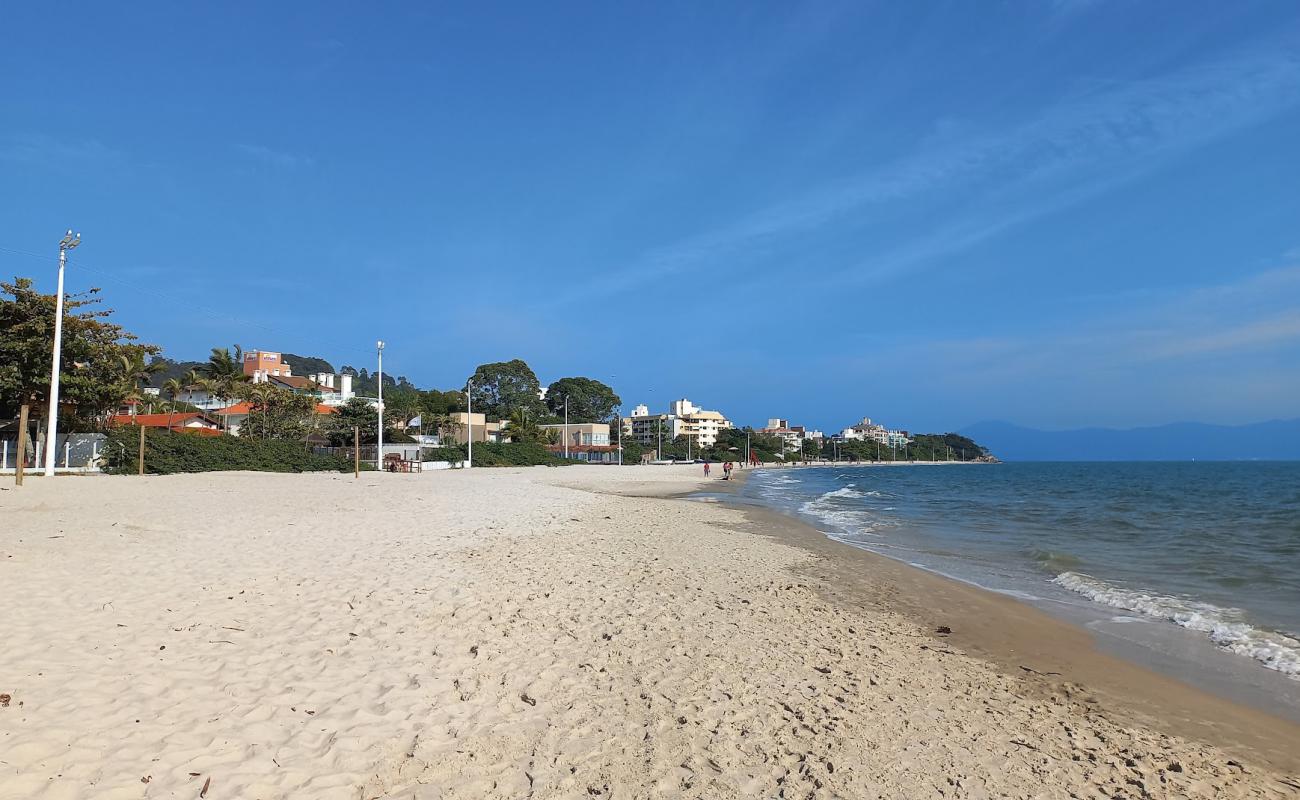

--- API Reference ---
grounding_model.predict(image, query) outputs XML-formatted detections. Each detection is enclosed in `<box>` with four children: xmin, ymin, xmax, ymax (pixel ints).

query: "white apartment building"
<box><xmin>837</xmin><ymin>417</ymin><xmax>910</xmax><ymax>447</ymax></box>
<box><xmin>623</xmin><ymin>398</ymin><xmax>733</xmax><ymax>448</ymax></box>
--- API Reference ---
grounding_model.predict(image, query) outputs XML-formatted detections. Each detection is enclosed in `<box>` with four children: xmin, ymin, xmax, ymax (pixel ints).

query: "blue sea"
<box><xmin>742</xmin><ymin>462</ymin><xmax>1300</xmax><ymax>687</ymax></box>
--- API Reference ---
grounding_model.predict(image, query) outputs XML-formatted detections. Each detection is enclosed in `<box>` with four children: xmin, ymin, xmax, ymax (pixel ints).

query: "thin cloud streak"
<box><xmin>235</xmin><ymin>143</ymin><xmax>315</xmax><ymax>169</ymax></box>
<box><xmin>578</xmin><ymin>38</ymin><xmax>1300</xmax><ymax>303</ymax></box>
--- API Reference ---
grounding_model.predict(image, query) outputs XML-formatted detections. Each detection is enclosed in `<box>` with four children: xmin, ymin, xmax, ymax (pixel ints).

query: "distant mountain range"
<box><xmin>960</xmin><ymin>419</ymin><xmax>1300</xmax><ymax>461</ymax></box>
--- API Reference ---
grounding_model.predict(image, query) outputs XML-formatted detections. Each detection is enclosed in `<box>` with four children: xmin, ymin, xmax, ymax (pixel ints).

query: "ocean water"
<box><xmin>742</xmin><ymin>462</ymin><xmax>1300</xmax><ymax>682</ymax></box>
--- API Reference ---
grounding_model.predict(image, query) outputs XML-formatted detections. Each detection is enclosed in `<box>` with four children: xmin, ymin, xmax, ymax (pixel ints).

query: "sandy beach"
<box><xmin>3</xmin><ymin>465</ymin><xmax>1298</xmax><ymax>799</ymax></box>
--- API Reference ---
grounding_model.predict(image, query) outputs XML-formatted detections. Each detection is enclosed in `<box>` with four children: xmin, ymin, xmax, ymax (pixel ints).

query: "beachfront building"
<box><xmin>622</xmin><ymin>399</ymin><xmax>732</xmax><ymax>449</ymax></box>
<box><xmin>760</xmin><ymin>418</ymin><xmax>812</xmax><ymax>452</ymax></box>
<box><xmin>624</xmin><ymin>404</ymin><xmax>670</xmax><ymax>447</ymax></box>
<box><xmin>539</xmin><ymin>422</ymin><xmax>620</xmax><ymax>463</ymax></box>
<box><xmin>538</xmin><ymin>422</ymin><xmax>611</xmax><ymax>447</ymax></box>
<box><xmin>836</xmin><ymin>417</ymin><xmax>911</xmax><ymax>447</ymax></box>
<box><xmin>669</xmin><ymin>399</ymin><xmax>732</xmax><ymax>448</ymax></box>
<box><xmin>441</xmin><ymin>412</ymin><xmax>503</xmax><ymax>444</ymax></box>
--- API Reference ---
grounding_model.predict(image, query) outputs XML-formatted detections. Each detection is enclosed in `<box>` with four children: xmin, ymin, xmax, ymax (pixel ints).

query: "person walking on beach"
<box><xmin>723</xmin><ymin>461</ymin><xmax>732</xmax><ymax>479</ymax></box>
<box><xmin>704</xmin><ymin>462</ymin><xmax>711</xmax><ymax>478</ymax></box>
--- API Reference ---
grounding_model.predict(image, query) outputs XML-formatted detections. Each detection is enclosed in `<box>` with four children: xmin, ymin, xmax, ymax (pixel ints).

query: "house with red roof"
<box><xmin>109</xmin><ymin>412</ymin><xmax>223</xmax><ymax>436</ymax></box>
<box><xmin>211</xmin><ymin>401</ymin><xmax>337</xmax><ymax>437</ymax></box>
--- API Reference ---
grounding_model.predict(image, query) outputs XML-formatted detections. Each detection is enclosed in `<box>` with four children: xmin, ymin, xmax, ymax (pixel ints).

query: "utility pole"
<box><xmin>376</xmin><ymin>340</ymin><xmax>385</xmax><ymax>470</ymax></box>
<box><xmin>563</xmin><ymin>395</ymin><xmax>569</xmax><ymax>460</ymax></box>
<box><xmin>44</xmin><ymin>230</ymin><xmax>80</xmax><ymax>476</ymax></box>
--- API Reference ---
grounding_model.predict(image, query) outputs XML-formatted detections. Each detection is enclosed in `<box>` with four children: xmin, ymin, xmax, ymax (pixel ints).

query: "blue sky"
<box><xmin>3</xmin><ymin>2</ymin><xmax>1299</xmax><ymax>432</ymax></box>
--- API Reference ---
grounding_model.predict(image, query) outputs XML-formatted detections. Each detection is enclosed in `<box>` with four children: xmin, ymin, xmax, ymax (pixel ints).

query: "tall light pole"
<box><xmin>465</xmin><ymin>378</ymin><xmax>473</xmax><ymax>469</ymax></box>
<box><xmin>376</xmin><ymin>340</ymin><xmax>385</xmax><ymax>469</ymax></box>
<box><xmin>44</xmin><ymin>230</ymin><xmax>80</xmax><ymax>476</ymax></box>
<box><xmin>563</xmin><ymin>394</ymin><xmax>569</xmax><ymax>460</ymax></box>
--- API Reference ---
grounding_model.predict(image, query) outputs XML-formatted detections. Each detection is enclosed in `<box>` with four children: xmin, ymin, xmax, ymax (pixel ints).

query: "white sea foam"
<box><xmin>823</xmin><ymin>486</ymin><xmax>865</xmax><ymax>499</ymax></box>
<box><xmin>1053</xmin><ymin>572</ymin><xmax>1300</xmax><ymax>679</ymax></box>
<box><xmin>798</xmin><ymin>487</ymin><xmax>884</xmax><ymax>537</ymax></box>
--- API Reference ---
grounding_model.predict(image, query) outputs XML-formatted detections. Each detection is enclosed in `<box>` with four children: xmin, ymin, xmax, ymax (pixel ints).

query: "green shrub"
<box><xmin>101</xmin><ymin>427</ymin><xmax>353</xmax><ymax>475</ymax></box>
<box><xmin>423</xmin><ymin>445</ymin><xmax>467</xmax><ymax>462</ymax></box>
<box><xmin>471</xmin><ymin>441</ymin><xmax>575</xmax><ymax>467</ymax></box>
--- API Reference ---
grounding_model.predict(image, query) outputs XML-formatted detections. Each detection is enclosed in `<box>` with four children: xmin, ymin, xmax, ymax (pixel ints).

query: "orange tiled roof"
<box><xmin>110</xmin><ymin>413</ymin><xmax>216</xmax><ymax>429</ymax></box>
<box><xmin>270</xmin><ymin>375</ymin><xmax>318</xmax><ymax>391</ymax></box>
<box><xmin>212</xmin><ymin>402</ymin><xmax>254</xmax><ymax>416</ymax></box>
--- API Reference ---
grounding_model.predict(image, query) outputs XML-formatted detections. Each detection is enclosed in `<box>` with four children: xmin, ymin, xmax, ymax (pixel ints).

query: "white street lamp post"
<box><xmin>376</xmin><ymin>340</ymin><xmax>385</xmax><ymax>470</ymax></box>
<box><xmin>44</xmin><ymin>230</ymin><xmax>80</xmax><ymax>476</ymax></box>
<box><xmin>563</xmin><ymin>395</ymin><xmax>569</xmax><ymax>460</ymax></box>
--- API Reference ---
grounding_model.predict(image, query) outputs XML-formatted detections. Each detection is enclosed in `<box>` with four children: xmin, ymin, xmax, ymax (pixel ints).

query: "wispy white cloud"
<box><xmin>582</xmin><ymin>38</ymin><xmax>1300</xmax><ymax>301</ymax></box>
<box><xmin>235</xmin><ymin>143</ymin><xmax>314</xmax><ymax>169</ymax></box>
<box><xmin>0</xmin><ymin>134</ymin><xmax>124</xmax><ymax>166</ymax></box>
<box><xmin>882</xmin><ymin>263</ymin><xmax>1300</xmax><ymax>379</ymax></box>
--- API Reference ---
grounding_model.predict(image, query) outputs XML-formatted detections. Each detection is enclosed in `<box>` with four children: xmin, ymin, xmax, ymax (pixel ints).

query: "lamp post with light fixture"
<box><xmin>376</xmin><ymin>340</ymin><xmax>385</xmax><ymax>469</ymax></box>
<box><xmin>44</xmin><ymin>230</ymin><xmax>80</xmax><ymax>476</ymax></box>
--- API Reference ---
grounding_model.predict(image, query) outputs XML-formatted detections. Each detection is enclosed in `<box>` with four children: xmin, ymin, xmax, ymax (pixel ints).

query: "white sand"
<box><xmin>1</xmin><ymin>466</ymin><xmax>1296</xmax><ymax>799</ymax></box>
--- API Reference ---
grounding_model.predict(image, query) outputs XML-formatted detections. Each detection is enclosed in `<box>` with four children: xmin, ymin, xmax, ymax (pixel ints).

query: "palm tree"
<box><xmin>200</xmin><ymin>347</ymin><xmax>249</xmax><ymax>431</ymax></box>
<box><xmin>162</xmin><ymin>377</ymin><xmax>184</xmax><ymax>432</ymax></box>
<box><xmin>118</xmin><ymin>350</ymin><xmax>164</xmax><ymax>416</ymax></box>
<box><xmin>507</xmin><ymin>408</ymin><xmax>544</xmax><ymax>444</ymax></box>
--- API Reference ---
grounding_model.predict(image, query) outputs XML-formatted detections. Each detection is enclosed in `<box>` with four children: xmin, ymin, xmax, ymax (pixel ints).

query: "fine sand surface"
<box><xmin>2</xmin><ymin>466</ymin><xmax>1298</xmax><ymax>799</ymax></box>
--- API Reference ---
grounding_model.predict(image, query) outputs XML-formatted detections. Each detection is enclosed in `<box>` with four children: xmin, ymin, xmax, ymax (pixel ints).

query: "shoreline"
<box><xmin>701</xmin><ymin>468</ymin><xmax>1300</xmax><ymax>773</ymax></box>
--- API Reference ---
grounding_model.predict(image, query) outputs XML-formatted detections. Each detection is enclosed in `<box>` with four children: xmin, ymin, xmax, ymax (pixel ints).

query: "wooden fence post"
<box><xmin>137</xmin><ymin>424</ymin><xmax>146</xmax><ymax>476</ymax></box>
<box><xmin>15</xmin><ymin>403</ymin><xmax>29</xmax><ymax>487</ymax></box>
<box><xmin>354</xmin><ymin>426</ymin><xmax>360</xmax><ymax>478</ymax></box>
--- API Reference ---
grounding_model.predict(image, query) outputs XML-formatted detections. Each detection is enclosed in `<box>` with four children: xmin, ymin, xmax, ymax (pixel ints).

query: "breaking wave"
<box><xmin>1052</xmin><ymin>572</ymin><xmax>1300</xmax><ymax>679</ymax></box>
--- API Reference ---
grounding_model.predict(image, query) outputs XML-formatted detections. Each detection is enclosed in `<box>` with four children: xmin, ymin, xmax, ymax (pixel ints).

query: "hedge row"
<box><xmin>421</xmin><ymin>442</ymin><xmax>576</xmax><ymax>467</ymax></box>
<box><xmin>472</xmin><ymin>442</ymin><xmax>574</xmax><ymax>467</ymax></box>
<box><xmin>101</xmin><ymin>427</ymin><xmax>354</xmax><ymax>475</ymax></box>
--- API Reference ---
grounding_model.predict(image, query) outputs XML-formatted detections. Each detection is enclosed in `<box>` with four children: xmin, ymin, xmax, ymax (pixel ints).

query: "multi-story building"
<box><xmin>760</xmin><ymin>418</ymin><xmax>807</xmax><ymax>452</ymax></box>
<box><xmin>538</xmin><ymin>422</ymin><xmax>620</xmax><ymax>463</ymax></box>
<box><xmin>441</xmin><ymin>412</ymin><xmax>503</xmax><ymax>444</ymax></box>
<box><xmin>835</xmin><ymin>417</ymin><xmax>911</xmax><ymax>447</ymax></box>
<box><xmin>538</xmin><ymin>422</ymin><xmax>611</xmax><ymax>447</ymax></box>
<box><xmin>243</xmin><ymin>350</ymin><xmax>292</xmax><ymax>379</ymax></box>
<box><xmin>622</xmin><ymin>399</ymin><xmax>733</xmax><ymax>449</ymax></box>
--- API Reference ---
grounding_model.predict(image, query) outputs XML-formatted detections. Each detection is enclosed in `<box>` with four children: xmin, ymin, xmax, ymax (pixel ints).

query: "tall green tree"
<box><xmin>323</xmin><ymin>397</ymin><xmax>413</xmax><ymax>445</ymax></box>
<box><xmin>467</xmin><ymin>359</ymin><xmax>544</xmax><ymax>420</ymax></box>
<box><xmin>544</xmin><ymin>377</ymin><xmax>621</xmax><ymax>423</ymax></box>
<box><xmin>0</xmin><ymin>277</ymin><xmax>159</xmax><ymax>428</ymax></box>
<box><xmin>241</xmin><ymin>385</ymin><xmax>318</xmax><ymax>441</ymax></box>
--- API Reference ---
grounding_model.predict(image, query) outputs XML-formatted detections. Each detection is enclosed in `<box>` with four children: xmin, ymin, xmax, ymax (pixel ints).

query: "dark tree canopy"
<box><xmin>323</xmin><ymin>397</ymin><xmax>411</xmax><ymax>445</ymax></box>
<box><xmin>544</xmin><ymin>377</ymin><xmax>621</xmax><ymax>423</ymax></box>
<box><xmin>0</xmin><ymin>277</ymin><xmax>158</xmax><ymax>425</ymax></box>
<box><xmin>467</xmin><ymin>359</ymin><xmax>544</xmax><ymax>420</ymax></box>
